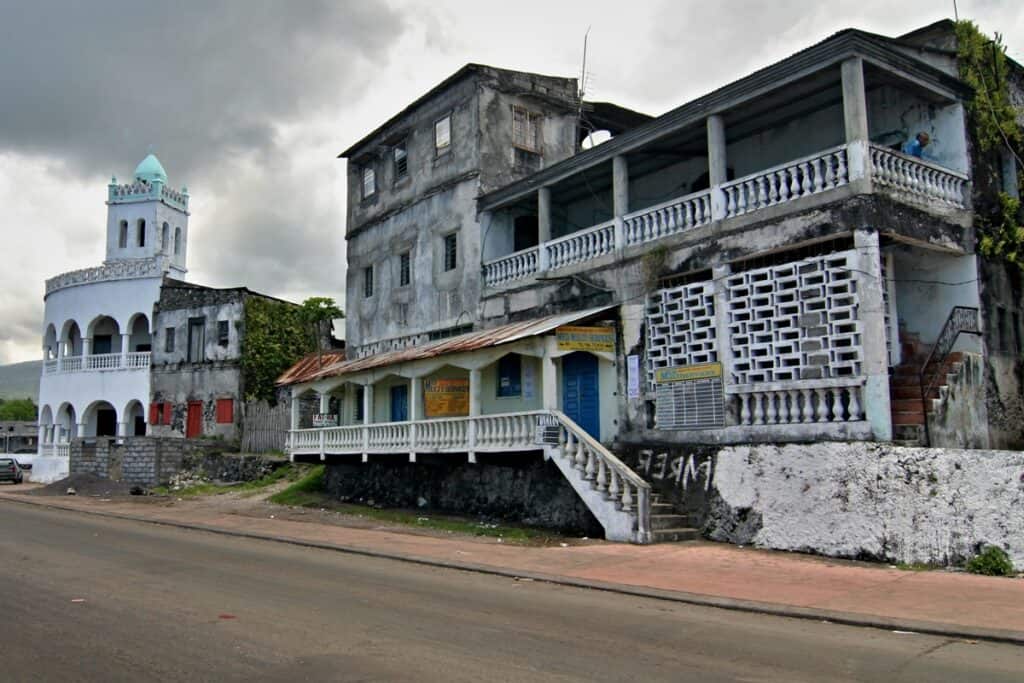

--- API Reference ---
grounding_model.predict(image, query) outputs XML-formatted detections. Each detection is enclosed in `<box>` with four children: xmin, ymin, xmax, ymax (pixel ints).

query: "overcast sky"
<box><xmin>0</xmin><ymin>0</ymin><xmax>1021</xmax><ymax>364</ymax></box>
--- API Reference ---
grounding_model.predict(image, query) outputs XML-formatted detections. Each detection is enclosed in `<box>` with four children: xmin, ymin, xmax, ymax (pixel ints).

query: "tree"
<box><xmin>0</xmin><ymin>398</ymin><xmax>37</xmax><ymax>421</ymax></box>
<box><xmin>299</xmin><ymin>297</ymin><xmax>344</xmax><ymax>369</ymax></box>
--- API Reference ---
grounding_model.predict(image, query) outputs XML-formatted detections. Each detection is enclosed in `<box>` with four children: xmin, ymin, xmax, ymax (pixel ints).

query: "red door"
<box><xmin>186</xmin><ymin>401</ymin><xmax>203</xmax><ymax>438</ymax></box>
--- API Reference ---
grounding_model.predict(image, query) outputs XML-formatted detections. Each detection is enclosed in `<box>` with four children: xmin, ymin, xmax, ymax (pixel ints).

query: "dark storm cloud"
<box><xmin>0</xmin><ymin>0</ymin><xmax>406</xmax><ymax>177</ymax></box>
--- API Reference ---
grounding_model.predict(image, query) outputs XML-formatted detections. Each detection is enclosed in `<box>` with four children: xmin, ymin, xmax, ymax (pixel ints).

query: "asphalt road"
<box><xmin>2</xmin><ymin>500</ymin><xmax>1022</xmax><ymax>682</ymax></box>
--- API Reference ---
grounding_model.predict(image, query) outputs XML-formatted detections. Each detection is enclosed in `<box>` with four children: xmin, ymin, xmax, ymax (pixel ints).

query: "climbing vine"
<box><xmin>242</xmin><ymin>297</ymin><xmax>316</xmax><ymax>404</ymax></box>
<box><xmin>956</xmin><ymin>20</ymin><xmax>1024</xmax><ymax>269</ymax></box>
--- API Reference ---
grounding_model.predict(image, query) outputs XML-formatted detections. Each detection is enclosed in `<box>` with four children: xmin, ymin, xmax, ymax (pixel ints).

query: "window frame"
<box><xmin>434</xmin><ymin>114</ymin><xmax>452</xmax><ymax>155</ymax></box>
<box><xmin>496</xmin><ymin>354</ymin><xmax>523</xmax><ymax>399</ymax></box>
<box><xmin>187</xmin><ymin>317</ymin><xmax>205</xmax><ymax>362</ymax></box>
<box><xmin>215</xmin><ymin>398</ymin><xmax>234</xmax><ymax>424</ymax></box>
<box><xmin>393</xmin><ymin>139</ymin><xmax>408</xmax><ymax>181</ymax></box>
<box><xmin>363</xmin><ymin>265</ymin><xmax>374</xmax><ymax>298</ymax></box>
<box><xmin>164</xmin><ymin>327</ymin><xmax>175</xmax><ymax>353</ymax></box>
<box><xmin>511</xmin><ymin>105</ymin><xmax>541</xmax><ymax>153</ymax></box>
<box><xmin>361</xmin><ymin>165</ymin><xmax>376</xmax><ymax>199</ymax></box>
<box><xmin>217</xmin><ymin>320</ymin><xmax>230</xmax><ymax>348</ymax></box>
<box><xmin>399</xmin><ymin>251</ymin><xmax>411</xmax><ymax>287</ymax></box>
<box><xmin>443</xmin><ymin>232</ymin><xmax>458</xmax><ymax>272</ymax></box>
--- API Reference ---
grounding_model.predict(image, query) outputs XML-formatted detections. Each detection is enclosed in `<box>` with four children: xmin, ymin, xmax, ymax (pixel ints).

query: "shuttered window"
<box><xmin>216</xmin><ymin>399</ymin><xmax>234</xmax><ymax>424</ymax></box>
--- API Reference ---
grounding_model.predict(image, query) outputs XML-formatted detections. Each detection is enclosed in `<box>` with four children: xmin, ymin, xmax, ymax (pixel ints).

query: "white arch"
<box><xmin>123</xmin><ymin>399</ymin><xmax>147</xmax><ymax>437</ymax></box>
<box><xmin>118</xmin><ymin>220</ymin><xmax>129</xmax><ymax>248</ymax></box>
<box><xmin>137</xmin><ymin>218</ymin><xmax>146</xmax><ymax>247</ymax></box>
<box><xmin>56</xmin><ymin>402</ymin><xmax>77</xmax><ymax>442</ymax></box>
<box><xmin>43</xmin><ymin>324</ymin><xmax>58</xmax><ymax>359</ymax></box>
<box><xmin>161</xmin><ymin>222</ymin><xmax>170</xmax><ymax>252</ymax></box>
<box><xmin>60</xmin><ymin>319</ymin><xmax>83</xmax><ymax>357</ymax></box>
<box><xmin>83</xmin><ymin>400</ymin><xmax>118</xmax><ymax>438</ymax></box>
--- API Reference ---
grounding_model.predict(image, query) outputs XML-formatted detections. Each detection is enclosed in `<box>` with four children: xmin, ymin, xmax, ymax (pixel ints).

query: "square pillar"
<box><xmin>76</xmin><ymin>423</ymin><xmax>86</xmax><ymax>438</ymax></box>
<box><xmin>537</xmin><ymin>187</ymin><xmax>552</xmax><ymax>271</ymax></box>
<box><xmin>363</xmin><ymin>385</ymin><xmax>374</xmax><ymax>424</ymax></box>
<box><xmin>706</xmin><ymin>114</ymin><xmax>728</xmax><ymax>219</ymax></box>
<box><xmin>318</xmin><ymin>391</ymin><xmax>330</xmax><ymax>414</ymax></box>
<box><xmin>120</xmin><ymin>333</ymin><xmax>131</xmax><ymax>366</ymax></box>
<box><xmin>841</xmin><ymin>57</ymin><xmax>870</xmax><ymax>181</ymax></box>
<box><xmin>82</xmin><ymin>338</ymin><xmax>92</xmax><ymax>357</ymax></box>
<box><xmin>613</xmin><ymin>155</ymin><xmax>629</xmax><ymax>251</ymax></box>
<box><xmin>711</xmin><ymin>263</ymin><xmax>734</xmax><ymax>392</ymax></box>
<box><xmin>409</xmin><ymin>376</ymin><xmax>422</xmax><ymax>457</ymax></box>
<box><xmin>853</xmin><ymin>229</ymin><xmax>893</xmax><ymax>441</ymax></box>
<box><xmin>541</xmin><ymin>353</ymin><xmax>558</xmax><ymax>412</ymax></box>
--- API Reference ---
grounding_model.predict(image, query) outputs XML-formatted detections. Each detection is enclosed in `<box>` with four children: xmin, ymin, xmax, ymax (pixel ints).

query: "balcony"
<box><xmin>483</xmin><ymin>143</ymin><xmax>968</xmax><ymax>289</ymax></box>
<box><xmin>43</xmin><ymin>351</ymin><xmax>151</xmax><ymax>375</ymax></box>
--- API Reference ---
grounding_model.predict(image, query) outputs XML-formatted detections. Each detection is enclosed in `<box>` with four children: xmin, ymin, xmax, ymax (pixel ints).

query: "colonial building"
<box><xmin>281</xmin><ymin>21</ymin><xmax>1023</xmax><ymax>542</ymax></box>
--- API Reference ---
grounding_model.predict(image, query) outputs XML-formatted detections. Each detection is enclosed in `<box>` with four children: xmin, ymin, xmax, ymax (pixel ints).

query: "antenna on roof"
<box><xmin>577</xmin><ymin>26</ymin><xmax>592</xmax><ymax>149</ymax></box>
<box><xmin>953</xmin><ymin>0</ymin><xmax>959</xmax><ymax>21</ymax></box>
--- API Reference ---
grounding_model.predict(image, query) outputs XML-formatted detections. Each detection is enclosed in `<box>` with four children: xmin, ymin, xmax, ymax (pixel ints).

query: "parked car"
<box><xmin>0</xmin><ymin>458</ymin><xmax>24</xmax><ymax>484</ymax></box>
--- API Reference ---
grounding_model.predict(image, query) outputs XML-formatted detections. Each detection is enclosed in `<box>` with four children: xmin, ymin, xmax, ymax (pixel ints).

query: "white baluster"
<box><xmin>765</xmin><ymin>393</ymin><xmax>777</xmax><ymax>424</ymax></box>
<box><xmin>585</xmin><ymin>448</ymin><xmax>597</xmax><ymax>480</ymax></box>
<box><xmin>824</xmin><ymin>155</ymin><xmax>835</xmax><ymax>188</ymax></box>
<box><xmin>620</xmin><ymin>482</ymin><xmax>633</xmax><ymax>512</ymax></box>
<box><xmin>596</xmin><ymin>458</ymin><xmax>608</xmax><ymax>493</ymax></box>
<box><xmin>800</xmin><ymin>388</ymin><xmax>813</xmax><ymax>423</ymax></box>
<box><xmin>848</xmin><ymin>387</ymin><xmax>862</xmax><ymax>421</ymax></box>
<box><xmin>740</xmin><ymin>394</ymin><xmax>751</xmax><ymax>425</ymax></box>
<box><xmin>574</xmin><ymin>436</ymin><xmax>587</xmax><ymax>470</ymax></box>
<box><xmin>831</xmin><ymin>387</ymin><xmax>845</xmax><ymax>421</ymax></box>
<box><xmin>726</xmin><ymin>187</ymin><xmax>737</xmax><ymax>216</ymax></box>
<box><xmin>756</xmin><ymin>176</ymin><xmax>768</xmax><ymax>209</ymax></box>
<box><xmin>836</xmin><ymin>151</ymin><xmax>847</xmax><ymax>184</ymax></box>
<box><xmin>608</xmin><ymin>471</ymin><xmax>620</xmax><ymax>501</ymax></box>
<box><xmin>800</xmin><ymin>162</ymin><xmax>813</xmax><ymax>195</ymax></box>
<box><xmin>752</xmin><ymin>392</ymin><xmax>764</xmax><ymax>425</ymax></box>
<box><xmin>816</xmin><ymin>388</ymin><xmax>829</xmax><ymax>423</ymax></box>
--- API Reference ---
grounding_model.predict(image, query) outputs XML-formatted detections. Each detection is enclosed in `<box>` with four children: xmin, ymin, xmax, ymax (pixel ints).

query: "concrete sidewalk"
<box><xmin>3</xmin><ymin>489</ymin><xmax>1023</xmax><ymax>645</ymax></box>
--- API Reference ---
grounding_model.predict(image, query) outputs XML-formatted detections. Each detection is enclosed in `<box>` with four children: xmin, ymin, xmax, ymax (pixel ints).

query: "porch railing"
<box><xmin>42</xmin><ymin>351</ymin><xmax>151</xmax><ymax>375</ymax></box>
<box><xmin>728</xmin><ymin>378</ymin><xmax>864</xmax><ymax>426</ymax></box>
<box><xmin>482</xmin><ymin>247</ymin><xmax>538</xmax><ymax>288</ymax></box>
<box><xmin>545</xmin><ymin>221</ymin><xmax>616</xmax><ymax>270</ymax></box>
<box><xmin>869</xmin><ymin>144</ymin><xmax>968</xmax><ymax>209</ymax></box>
<box><xmin>721</xmin><ymin>145</ymin><xmax>849</xmax><ymax>218</ymax></box>
<box><xmin>624</xmin><ymin>190</ymin><xmax>712</xmax><ymax>246</ymax></box>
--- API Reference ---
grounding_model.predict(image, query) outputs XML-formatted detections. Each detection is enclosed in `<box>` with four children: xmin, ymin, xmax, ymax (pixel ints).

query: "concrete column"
<box><xmin>82</xmin><ymin>338</ymin><xmax>92</xmax><ymax>357</ymax></box>
<box><xmin>37</xmin><ymin>425</ymin><xmax>46</xmax><ymax>450</ymax></box>
<box><xmin>289</xmin><ymin>394</ymin><xmax>300</xmax><ymax>431</ymax></box>
<box><xmin>468</xmin><ymin>369</ymin><xmax>482</xmax><ymax>417</ymax></box>
<box><xmin>707</xmin><ymin>114</ymin><xmax>728</xmax><ymax>219</ymax></box>
<box><xmin>318</xmin><ymin>391</ymin><xmax>330</xmax><ymax>414</ymax></box>
<box><xmin>537</xmin><ymin>187</ymin><xmax>552</xmax><ymax>244</ymax></box>
<box><xmin>363</xmin><ymin>384</ymin><xmax>374</xmax><ymax>424</ymax></box>
<box><xmin>612</xmin><ymin>155</ymin><xmax>629</xmax><ymax>252</ymax></box>
<box><xmin>853</xmin><ymin>229</ymin><xmax>892</xmax><ymax>441</ymax></box>
<box><xmin>76</xmin><ymin>423</ymin><xmax>86</xmax><ymax>438</ymax></box>
<box><xmin>120</xmin><ymin>333</ymin><xmax>131</xmax><ymax>366</ymax></box>
<box><xmin>711</xmin><ymin>264</ymin><xmax>734</xmax><ymax>393</ymax></box>
<box><xmin>410</xmin><ymin>377</ymin><xmax>423</xmax><ymax>421</ymax></box>
<box><xmin>841</xmin><ymin>57</ymin><xmax>870</xmax><ymax>181</ymax></box>
<box><xmin>117</xmin><ymin>421</ymin><xmax>127</xmax><ymax>438</ymax></box>
<box><xmin>542</xmin><ymin>339</ymin><xmax>559</xmax><ymax>411</ymax></box>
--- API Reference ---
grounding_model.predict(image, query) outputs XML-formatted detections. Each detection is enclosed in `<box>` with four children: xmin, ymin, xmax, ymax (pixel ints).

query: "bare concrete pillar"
<box><xmin>117</xmin><ymin>421</ymin><xmax>128</xmax><ymax>438</ymax></box>
<box><xmin>82</xmin><ymin>338</ymin><xmax>92</xmax><ymax>358</ymax></box>
<box><xmin>289</xmin><ymin>393</ymin><xmax>300</xmax><ymax>431</ymax></box>
<box><xmin>363</xmin><ymin>384</ymin><xmax>374</xmax><ymax>424</ymax></box>
<box><xmin>538</xmin><ymin>187</ymin><xmax>552</xmax><ymax>244</ymax></box>
<box><xmin>853</xmin><ymin>229</ymin><xmax>892</xmax><ymax>441</ymax></box>
<box><xmin>120</xmin><ymin>333</ymin><xmax>131</xmax><ymax>364</ymax></box>
<box><xmin>541</xmin><ymin>355</ymin><xmax>558</xmax><ymax>411</ymax></box>
<box><xmin>711</xmin><ymin>263</ymin><xmax>734</xmax><ymax>392</ymax></box>
<box><xmin>318</xmin><ymin>391</ymin><xmax>330</xmax><ymax>414</ymax></box>
<box><xmin>468</xmin><ymin>369</ymin><xmax>482</xmax><ymax>417</ymax></box>
<box><xmin>76</xmin><ymin>423</ymin><xmax>86</xmax><ymax>438</ymax></box>
<box><xmin>707</xmin><ymin>115</ymin><xmax>728</xmax><ymax>219</ymax></box>
<box><xmin>842</xmin><ymin>58</ymin><xmax>870</xmax><ymax>181</ymax></box>
<box><xmin>612</xmin><ymin>155</ymin><xmax>629</xmax><ymax>250</ymax></box>
<box><xmin>409</xmin><ymin>377</ymin><xmax>423</xmax><ymax>421</ymax></box>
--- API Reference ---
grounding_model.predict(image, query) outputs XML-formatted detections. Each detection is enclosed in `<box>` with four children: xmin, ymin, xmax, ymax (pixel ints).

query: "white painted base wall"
<box><xmin>711</xmin><ymin>443</ymin><xmax>1024</xmax><ymax>568</ymax></box>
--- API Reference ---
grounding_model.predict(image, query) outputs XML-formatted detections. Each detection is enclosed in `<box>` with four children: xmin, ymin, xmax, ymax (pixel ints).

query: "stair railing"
<box><xmin>919</xmin><ymin>306</ymin><xmax>981</xmax><ymax>446</ymax></box>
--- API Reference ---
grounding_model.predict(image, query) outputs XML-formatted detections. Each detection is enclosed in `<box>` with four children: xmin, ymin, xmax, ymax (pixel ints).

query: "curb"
<box><xmin>4</xmin><ymin>494</ymin><xmax>1023</xmax><ymax>647</ymax></box>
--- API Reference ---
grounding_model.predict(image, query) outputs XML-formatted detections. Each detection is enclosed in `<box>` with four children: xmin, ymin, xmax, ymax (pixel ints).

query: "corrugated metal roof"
<box><xmin>277</xmin><ymin>305</ymin><xmax>615</xmax><ymax>386</ymax></box>
<box><xmin>275</xmin><ymin>350</ymin><xmax>346</xmax><ymax>386</ymax></box>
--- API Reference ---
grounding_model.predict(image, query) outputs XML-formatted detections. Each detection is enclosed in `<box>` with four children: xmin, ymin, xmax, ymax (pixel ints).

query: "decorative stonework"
<box><xmin>644</xmin><ymin>280</ymin><xmax>717</xmax><ymax>388</ymax></box>
<box><xmin>45</xmin><ymin>257</ymin><xmax>170</xmax><ymax>296</ymax></box>
<box><xmin>108</xmin><ymin>180</ymin><xmax>189</xmax><ymax>212</ymax></box>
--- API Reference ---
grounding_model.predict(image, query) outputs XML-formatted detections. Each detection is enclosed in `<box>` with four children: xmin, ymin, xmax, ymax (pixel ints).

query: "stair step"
<box><xmin>651</xmin><ymin>514</ymin><xmax>690</xmax><ymax>530</ymax></box>
<box><xmin>892</xmin><ymin>425</ymin><xmax>924</xmax><ymax>444</ymax></box>
<box><xmin>890</xmin><ymin>385</ymin><xmax>922</xmax><ymax>399</ymax></box>
<box><xmin>891</xmin><ymin>398</ymin><xmax>926</xmax><ymax>412</ymax></box>
<box><xmin>651</xmin><ymin>502</ymin><xmax>676</xmax><ymax>513</ymax></box>
<box><xmin>892</xmin><ymin>412</ymin><xmax>925</xmax><ymax>426</ymax></box>
<box><xmin>650</xmin><ymin>527</ymin><xmax>701</xmax><ymax>543</ymax></box>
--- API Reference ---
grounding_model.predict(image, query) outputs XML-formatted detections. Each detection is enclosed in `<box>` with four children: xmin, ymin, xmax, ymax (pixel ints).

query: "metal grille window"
<box><xmin>164</xmin><ymin>327</ymin><xmax>175</xmax><ymax>353</ymax></box>
<box><xmin>361</xmin><ymin>166</ymin><xmax>376</xmax><ymax>198</ymax></box>
<box><xmin>435</xmin><ymin>115</ymin><xmax>451</xmax><ymax>153</ymax></box>
<box><xmin>217</xmin><ymin>320</ymin><xmax>229</xmax><ymax>347</ymax></box>
<box><xmin>399</xmin><ymin>251</ymin><xmax>411</xmax><ymax>286</ymax></box>
<box><xmin>443</xmin><ymin>233</ymin><xmax>457</xmax><ymax>271</ymax></box>
<box><xmin>393</xmin><ymin>140</ymin><xmax>408</xmax><ymax>180</ymax></box>
<box><xmin>363</xmin><ymin>265</ymin><xmax>374</xmax><ymax>298</ymax></box>
<box><xmin>512</xmin><ymin>105</ymin><xmax>540</xmax><ymax>152</ymax></box>
<box><xmin>655</xmin><ymin>380</ymin><xmax>725</xmax><ymax>430</ymax></box>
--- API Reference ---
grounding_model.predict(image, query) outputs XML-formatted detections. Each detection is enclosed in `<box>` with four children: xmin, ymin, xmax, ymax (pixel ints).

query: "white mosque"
<box><xmin>36</xmin><ymin>154</ymin><xmax>189</xmax><ymax>462</ymax></box>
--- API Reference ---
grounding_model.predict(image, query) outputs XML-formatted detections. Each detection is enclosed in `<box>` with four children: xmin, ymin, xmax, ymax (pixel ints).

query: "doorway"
<box><xmin>562</xmin><ymin>352</ymin><xmax>600</xmax><ymax>439</ymax></box>
<box><xmin>96</xmin><ymin>409</ymin><xmax>117</xmax><ymax>437</ymax></box>
<box><xmin>390</xmin><ymin>385</ymin><xmax>409</xmax><ymax>422</ymax></box>
<box><xmin>186</xmin><ymin>401</ymin><xmax>203</xmax><ymax>437</ymax></box>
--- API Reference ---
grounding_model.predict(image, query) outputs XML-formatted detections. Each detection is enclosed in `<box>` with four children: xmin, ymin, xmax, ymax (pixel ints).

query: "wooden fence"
<box><xmin>241</xmin><ymin>400</ymin><xmax>290</xmax><ymax>453</ymax></box>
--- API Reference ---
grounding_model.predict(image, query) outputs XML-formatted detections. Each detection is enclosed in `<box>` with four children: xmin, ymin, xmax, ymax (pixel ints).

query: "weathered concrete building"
<box><xmin>283</xmin><ymin>21</ymin><xmax>1024</xmax><ymax>549</ymax></box>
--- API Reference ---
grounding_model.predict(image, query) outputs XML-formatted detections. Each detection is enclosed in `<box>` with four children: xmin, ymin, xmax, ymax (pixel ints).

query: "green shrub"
<box><xmin>965</xmin><ymin>545</ymin><xmax>1015</xmax><ymax>576</ymax></box>
<box><xmin>268</xmin><ymin>465</ymin><xmax>325</xmax><ymax>506</ymax></box>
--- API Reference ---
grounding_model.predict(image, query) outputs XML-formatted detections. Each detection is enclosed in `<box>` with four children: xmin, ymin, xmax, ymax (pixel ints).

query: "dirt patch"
<box><xmin>23</xmin><ymin>474</ymin><xmax>139</xmax><ymax>498</ymax></box>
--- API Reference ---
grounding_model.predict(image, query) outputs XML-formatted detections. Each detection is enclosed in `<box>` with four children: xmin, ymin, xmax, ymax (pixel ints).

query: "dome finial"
<box><xmin>134</xmin><ymin>153</ymin><xmax>167</xmax><ymax>184</ymax></box>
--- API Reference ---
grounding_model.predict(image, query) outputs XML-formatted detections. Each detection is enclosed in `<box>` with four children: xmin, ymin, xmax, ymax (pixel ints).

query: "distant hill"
<box><xmin>0</xmin><ymin>360</ymin><xmax>41</xmax><ymax>402</ymax></box>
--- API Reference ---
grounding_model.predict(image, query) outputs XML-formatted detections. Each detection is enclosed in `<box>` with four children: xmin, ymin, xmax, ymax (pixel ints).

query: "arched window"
<box><xmin>174</xmin><ymin>227</ymin><xmax>182</xmax><ymax>255</ymax></box>
<box><xmin>118</xmin><ymin>220</ymin><xmax>128</xmax><ymax>248</ymax></box>
<box><xmin>137</xmin><ymin>219</ymin><xmax>146</xmax><ymax>247</ymax></box>
<box><xmin>161</xmin><ymin>222</ymin><xmax>169</xmax><ymax>252</ymax></box>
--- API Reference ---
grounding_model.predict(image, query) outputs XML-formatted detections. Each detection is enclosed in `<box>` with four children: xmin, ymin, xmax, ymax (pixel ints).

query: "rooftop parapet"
<box><xmin>107</xmin><ymin>177</ymin><xmax>189</xmax><ymax>212</ymax></box>
<box><xmin>45</xmin><ymin>256</ymin><xmax>172</xmax><ymax>297</ymax></box>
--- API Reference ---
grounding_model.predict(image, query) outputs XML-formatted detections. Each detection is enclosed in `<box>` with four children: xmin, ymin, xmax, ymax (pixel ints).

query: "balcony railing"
<box><xmin>42</xmin><ymin>352</ymin><xmax>151</xmax><ymax>375</ymax></box>
<box><xmin>727</xmin><ymin>378</ymin><xmax>864</xmax><ymax>426</ymax></box>
<box><xmin>482</xmin><ymin>142</ymin><xmax>969</xmax><ymax>289</ymax></box>
<box><xmin>45</xmin><ymin>257</ymin><xmax>171</xmax><ymax>296</ymax></box>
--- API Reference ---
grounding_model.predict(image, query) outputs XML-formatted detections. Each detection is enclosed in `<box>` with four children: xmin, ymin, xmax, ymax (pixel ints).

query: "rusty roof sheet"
<box><xmin>275</xmin><ymin>350</ymin><xmax>347</xmax><ymax>386</ymax></box>
<box><xmin>277</xmin><ymin>305</ymin><xmax>615</xmax><ymax>386</ymax></box>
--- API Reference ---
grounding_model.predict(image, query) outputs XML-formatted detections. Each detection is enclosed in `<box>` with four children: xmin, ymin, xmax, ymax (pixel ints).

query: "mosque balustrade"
<box><xmin>45</xmin><ymin>257</ymin><xmax>171</xmax><ymax>296</ymax></box>
<box><xmin>42</xmin><ymin>351</ymin><xmax>150</xmax><ymax>375</ymax></box>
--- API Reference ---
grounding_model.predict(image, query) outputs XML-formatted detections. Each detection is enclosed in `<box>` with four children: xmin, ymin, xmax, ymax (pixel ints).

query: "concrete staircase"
<box><xmin>649</xmin><ymin>492</ymin><xmax>700</xmax><ymax>543</ymax></box>
<box><xmin>889</xmin><ymin>330</ymin><xmax>965</xmax><ymax>444</ymax></box>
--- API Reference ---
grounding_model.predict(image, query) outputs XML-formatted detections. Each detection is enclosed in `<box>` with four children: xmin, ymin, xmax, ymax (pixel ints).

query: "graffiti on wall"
<box><xmin>636</xmin><ymin>449</ymin><xmax>714</xmax><ymax>492</ymax></box>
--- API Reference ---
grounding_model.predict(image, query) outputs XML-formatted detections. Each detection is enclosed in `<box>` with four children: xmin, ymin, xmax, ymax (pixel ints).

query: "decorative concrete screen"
<box><xmin>726</xmin><ymin>250</ymin><xmax>862</xmax><ymax>385</ymax></box>
<box><xmin>645</xmin><ymin>281</ymin><xmax>717</xmax><ymax>388</ymax></box>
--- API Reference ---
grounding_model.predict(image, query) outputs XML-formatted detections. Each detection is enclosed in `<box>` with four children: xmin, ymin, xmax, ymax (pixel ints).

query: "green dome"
<box><xmin>134</xmin><ymin>154</ymin><xmax>168</xmax><ymax>184</ymax></box>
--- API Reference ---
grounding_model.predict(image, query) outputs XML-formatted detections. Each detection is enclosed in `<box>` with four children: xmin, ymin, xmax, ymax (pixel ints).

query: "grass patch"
<box><xmin>267</xmin><ymin>465</ymin><xmax>326</xmax><ymax>506</ymax></box>
<box><xmin>153</xmin><ymin>463</ymin><xmax>305</xmax><ymax>498</ymax></box>
<box><xmin>895</xmin><ymin>562</ymin><xmax>938</xmax><ymax>572</ymax></box>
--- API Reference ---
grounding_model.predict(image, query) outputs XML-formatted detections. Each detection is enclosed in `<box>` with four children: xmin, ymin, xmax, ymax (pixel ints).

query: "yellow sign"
<box><xmin>424</xmin><ymin>378</ymin><xmax>469</xmax><ymax>417</ymax></box>
<box><xmin>556</xmin><ymin>325</ymin><xmax>615</xmax><ymax>352</ymax></box>
<box><xmin>654</xmin><ymin>362</ymin><xmax>723</xmax><ymax>383</ymax></box>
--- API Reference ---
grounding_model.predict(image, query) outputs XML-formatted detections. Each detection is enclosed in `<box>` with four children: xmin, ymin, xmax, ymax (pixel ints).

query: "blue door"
<box><xmin>562</xmin><ymin>352</ymin><xmax>600</xmax><ymax>439</ymax></box>
<box><xmin>390</xmin><ymin>385</ymin><xmax>409</xmax><ymax>422</ymax></box>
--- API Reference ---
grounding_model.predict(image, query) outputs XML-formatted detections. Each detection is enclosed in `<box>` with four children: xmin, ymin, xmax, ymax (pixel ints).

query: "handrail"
<box><xmin>720</xmin><ymin>143</ymin><xmax>850</xmax><ymax>192</ymax></box>
<box><xmin>920</xmin><ymin>306</ymin><xmax>981</xmax><ymax>445</ymax></box>
<box><xmin>868</xmin><ymin>143</ymin><xmax>969</xmax><ymax>180</ymax></box>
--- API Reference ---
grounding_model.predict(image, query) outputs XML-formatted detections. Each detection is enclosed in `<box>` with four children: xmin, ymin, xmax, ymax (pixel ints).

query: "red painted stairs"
<box><xmin>889</xmin><ymin>331</ymin><xmax>964</xmax><ymax>444</ymax></box>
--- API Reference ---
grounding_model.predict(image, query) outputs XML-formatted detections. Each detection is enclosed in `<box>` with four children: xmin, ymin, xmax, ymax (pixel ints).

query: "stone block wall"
<box><xmin>323</xmin><ymin>452</ymin><xmax>601</xmax><ymax>536</ymax></box>
<box><xmin>70</xmin><ymin>437</ymin><xmax>230</xmax><ymax>487</ymax></box>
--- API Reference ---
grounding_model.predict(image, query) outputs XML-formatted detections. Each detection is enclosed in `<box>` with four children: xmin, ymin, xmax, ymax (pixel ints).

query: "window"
<box><xmin>497</xmin><ymin>354</ymin><xmax>522</xmax><ymax>398</ymax></box>
<box><xmin>512</xmin><ymin>105</ymin><xmax>541</xmax><ymax>152</ymax></box>
<box><xmin>149</xmin><ymin>403</ymin><xmax>160</xmax><ymax>425</ymax></box>
<box><xmin>363</xmin><ymin>265</ymin><xmax>374</xmax><ymax>298</ymax></box>
<box><xmin>216</xmin><ymin>398</ymin><xmax>234</xmax><ymax>424</ymax></box>
<box><xmin>443</xmin><ymin>233</ymin><xmax>458</xmax><ymax>271</ymax></box>
<box><xmin>118</xmin><ymin>220</ymin><xmax>128</xmax><ymax>248</ymax></box>
<box><xmin>399</xmin><ymin>251</ymin><xmax>411</xmax><ymax>287</ymax></box>
<box><xmin>187</xmin><ymin>317</ymin><xmax>205</xmax><ymax>362</ymax></box>
<box><xmin>163</xmin><ymin>402</ymin><xmax>172</xmax><ymax>425</ymax></box>
<box><xmin>435</xmin><ymin>115</ymin><xmax>451</xmax><ymax>153</ymax></box>
<box><xmin>161</xmin><ymin>222</ymin><xmax>169</xmax><ymax>252</ymax></box>
<box><xmin>174</xmin><ymin>227</ymin><xmax>182</xmax><ymax>255</ymax></box>
<box><xmin>164</xmin><ymin>327</ymin><xmax>175</xmax><ymax>353</ymax></box>
<box><xmin>217</xmin><ymin>320</ymin><xmax>230</xmax><ymax>347</ymax></box>
<box><xmin>396</xmin><ymin>303</ymin><xmax>409</xmax><ymax>326</ymax></box>
<box><xmin>393</xmin><ymin>140</ymin><xmax>408</xmax><ymax>180</ymax></box>
<box><xmin>355</xmin><ymin>386</ymin><xmax>365</xmax><ymax>421</ymax></box>
<box><xmin>361</xmin><ymin>165</ymin><xmax>376</xmax><ymax>198</ymax></box>
<box><xmin>137</xmin><ymin>219</ymin><xmax>146</xmax><ymax>247</ymax></box>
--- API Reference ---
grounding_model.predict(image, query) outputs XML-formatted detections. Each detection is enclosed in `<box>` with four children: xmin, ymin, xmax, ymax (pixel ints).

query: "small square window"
<box><xmin>217</xmin><ymin>320</ymin><xmax>229</xmax><ymax>347</ymax></box>
<box><xmin>164</xmin><ymin>327</ymin><xmax>175</xmax><ymax>353</ymax></box>
<box><xmin>399</xmin><ymin>251</ymin><xmax>411</xmax><ymax>287</ymax></box>
<box><xmin>187</xmin><ymin>317</ymin><xmax>205</xmax><ymax>362</ymax></box>
<box><xmin>363</xmin><ymin>265</ymin><xmax>374</xmax><ymax>298</ymax></box>
<box><xmin>394</xmin><ymin>140</ymin><xmax>408</xmax><ymax>180</ymax></box>
<box><xmin>216</xmin><ymin>398</ymin><xmax>234</xmax><ymax>424</ymax></box>
<box><xmin>361</xmin><ymin>166</ymin><xmax>376</xmax><ymax>198</ymax></box>
<box><xmin>443</xmin><ymin>233</ymin><xmax>458</xmax><ymax>271</ymax></box>
<box><xmin>497</xmin><ymin>354</ymin><xmax>522</xmax><ymax>398</ymax></box>
<box><xmin>435</xmin><ymin>115</ymin><xmax>451</xmax><ymax>153</ymax></box>
<box><xmin>512</xmin><ymin>105</ymin><xmax>541</xmax><ymax>153</ymax></box>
